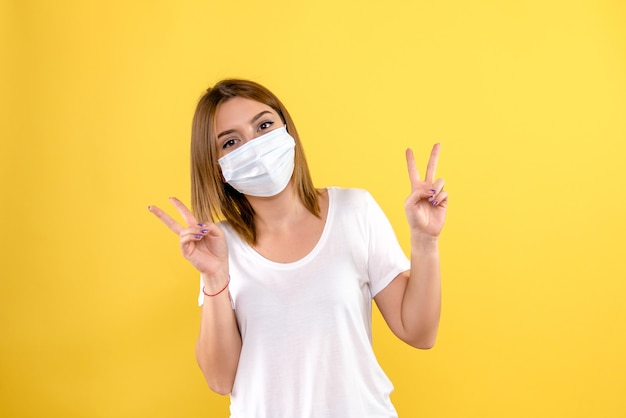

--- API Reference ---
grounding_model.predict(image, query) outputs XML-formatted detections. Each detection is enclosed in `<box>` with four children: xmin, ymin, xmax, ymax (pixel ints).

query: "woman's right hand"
<box><xmin>148</xmin><ymin>197</ymin><xmax>229</xmax><ymax>285</ymax></box>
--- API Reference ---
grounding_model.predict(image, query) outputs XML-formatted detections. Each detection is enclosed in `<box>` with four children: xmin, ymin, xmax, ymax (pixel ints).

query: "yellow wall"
<box><xmin>2</xmin><ymin>0</ymin><xmax>625</xmax><ymax>416</ymax></box>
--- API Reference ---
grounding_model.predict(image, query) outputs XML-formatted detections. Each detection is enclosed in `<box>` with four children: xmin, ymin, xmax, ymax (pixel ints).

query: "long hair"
<box><xmin>190</xmin><ymin>79</ymin><xmax>320</xmax><ymax>245</ymax></box>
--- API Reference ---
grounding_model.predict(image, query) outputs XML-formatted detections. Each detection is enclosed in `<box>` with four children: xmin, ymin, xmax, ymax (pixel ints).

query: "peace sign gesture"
<box><xmin>148</xmin><ymin>198</ymin><xmax>229</xmax><ymax>283</ymax></box>
<box><xmin>404</xmin><ymin>144</ymin><xmax>448</xmax><ymax>238</ymax></box>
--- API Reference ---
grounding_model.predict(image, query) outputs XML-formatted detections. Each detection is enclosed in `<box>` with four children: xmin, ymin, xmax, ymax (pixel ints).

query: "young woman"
<box><xmin>148</xmin><ymin>79</ymin><xmax>447</xmax><ymax>417</ymax></box>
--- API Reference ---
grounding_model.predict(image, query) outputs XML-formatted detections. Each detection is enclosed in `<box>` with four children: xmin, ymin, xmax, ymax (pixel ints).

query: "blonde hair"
<box><xmin>190</xmin><ymin>79</ymin><xmax>320</xmax><ymax>245</ymax></box>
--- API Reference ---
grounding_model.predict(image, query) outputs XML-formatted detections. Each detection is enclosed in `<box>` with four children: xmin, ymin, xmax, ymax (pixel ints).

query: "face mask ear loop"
<box><xmin>278</xmin><ymin>110</ymin><xmax>288</xmax><ymax>132</ymax></box>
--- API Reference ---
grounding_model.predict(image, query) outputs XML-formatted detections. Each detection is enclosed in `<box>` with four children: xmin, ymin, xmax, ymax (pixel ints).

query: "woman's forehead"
<box><xmin>216</xmin><ymin>97</ymin><xmax>277</xmax><ymax>128</ymax></box>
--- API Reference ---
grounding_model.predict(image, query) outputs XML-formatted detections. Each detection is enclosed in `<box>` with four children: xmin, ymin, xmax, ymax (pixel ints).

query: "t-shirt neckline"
<box><xmin>238</xmin><ymin>187</ymin><xmax>335</xmax><ymax>270</ymax></box>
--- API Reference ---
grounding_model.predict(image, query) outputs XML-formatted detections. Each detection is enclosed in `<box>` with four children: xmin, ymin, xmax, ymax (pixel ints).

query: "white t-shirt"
<box><xmin>199</xmin><ymin>187</ymin><xmax>410</xmax><ymax>418</ymax></box>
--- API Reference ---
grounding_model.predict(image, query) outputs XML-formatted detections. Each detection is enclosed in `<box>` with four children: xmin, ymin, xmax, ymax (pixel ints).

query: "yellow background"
<box><xmin>2</xmin><ymin>0</ymin><xmax>625</xmax><ymax>416</ymax></box>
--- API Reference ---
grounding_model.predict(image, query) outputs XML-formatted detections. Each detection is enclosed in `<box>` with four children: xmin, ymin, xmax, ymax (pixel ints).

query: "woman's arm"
<box><xmin>148</xmin><ymin>198</ymin><xmax>242</xmax><ymax>394</ymax></box>
<box><xmin>374</xmin><ymin>236</ymin><xmax>441</xmax><ymax>349</ymax></box>
<box><xmin>196</xmin><ymin>272</ymin><xmax>242</xmax><ymax>395</ymax></box>
<box><xmin>375</xmin><ymin>145</ymin><xmax>447</xmax><ymax>349</ymax></box>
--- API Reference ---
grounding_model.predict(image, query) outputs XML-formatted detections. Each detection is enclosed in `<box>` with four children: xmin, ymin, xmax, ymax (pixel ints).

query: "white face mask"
<box><xmin>218</xmin><ymin>126</ymin><xmax>296</xmax><ymax>197</ymax></box>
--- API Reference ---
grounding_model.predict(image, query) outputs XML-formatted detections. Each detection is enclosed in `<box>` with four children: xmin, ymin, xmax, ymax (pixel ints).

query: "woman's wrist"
<box><xmin>410</xmin><ymin>232</ymin><xmax>439</xmax><ymax>253</ymax></box>
<box><xmin>202</xmin><ymin>276</ymin><xmax>230</xmax><ymax>297</ymax></box>
<box><xmin>201</xmin><ymin>271</ymin><xmax>230</xmax><ymax>295</ymax></box>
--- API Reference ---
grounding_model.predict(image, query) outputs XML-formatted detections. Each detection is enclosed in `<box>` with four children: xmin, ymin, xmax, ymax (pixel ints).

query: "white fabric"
<box><xmin>198</xmin><ymin>187</ymin><xmax>410</xmax><ymax>418</ymax></box>
<box><xmin>217</xmin><ymin>126</ymin><xmax>296</xmax><ymax>197</ymax></box>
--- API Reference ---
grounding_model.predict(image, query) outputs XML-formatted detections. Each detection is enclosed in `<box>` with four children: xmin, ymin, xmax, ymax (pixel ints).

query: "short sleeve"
<box><xmin>364</xmin><ymin>192</ymin><xmax>410</xmax><ymax>297</ymax></box>
<box><xmin>198</xmin><ymin>277</ymin><xmax>204</xmax><ymax>306</ymax></box>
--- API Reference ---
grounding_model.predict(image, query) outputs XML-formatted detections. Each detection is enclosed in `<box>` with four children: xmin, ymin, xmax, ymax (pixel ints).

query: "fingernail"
<box><xmin>195</xmin><ymin>234</ymin><xmax>202</xmax><ymax>239</ymax></box>
<box><xmin>197</xmin><ymin>223</ymin><xmax>205</xmax><ymax>227</ymax></box>
<box><xmin>200</xmin><ymin>229</ymin><xmax>208</xmax><ymax>234</ymax></box>
<box><xmin>428</xmin><ymin>195</ymin><xmax>435</xmax><ymax>202</ymax></box>
<box><xmin>432</xmin><ymin>200</ymin><xmax>438</xmax><ymax>206</ymax></box>
<box><xmin>430</xmin><ymin>189</ymin><xmax>436</xmax><ymax>194</ymax></box>
<box><xmin>147</xmin><ymin>206</ymin><xmax>152</xmax><ymax>210</ymax></box>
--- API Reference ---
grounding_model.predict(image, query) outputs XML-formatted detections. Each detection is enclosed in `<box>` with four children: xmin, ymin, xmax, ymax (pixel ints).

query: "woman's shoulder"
<box><xmin>326</xmin><ymin>186</ymin><xmax>375</xmax><ymax>208</ymax></box>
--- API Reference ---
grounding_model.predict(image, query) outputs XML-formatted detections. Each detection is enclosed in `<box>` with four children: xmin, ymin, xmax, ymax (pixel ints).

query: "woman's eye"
<box><xmin>222</xmin><ymin>138</ymin><xmax>237</xmax><ymax>149</ymax></box>
<box><xmin>259</xmin><ymin>121</ymin><xmax>274</xmax><ymax>131</ymax></box>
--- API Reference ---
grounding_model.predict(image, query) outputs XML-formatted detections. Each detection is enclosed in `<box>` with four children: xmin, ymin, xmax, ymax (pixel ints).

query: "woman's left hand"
<box><xmin>404</xmin><ymin>143</ymin><xmax>448</xmax><ymax>238</ymax></box>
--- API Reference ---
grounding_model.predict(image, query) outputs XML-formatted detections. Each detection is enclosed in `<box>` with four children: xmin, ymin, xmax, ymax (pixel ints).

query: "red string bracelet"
<box><xmin>202</xmin><ymin>276</ymin><xmax>230</xmax><ymax>297</ymax></box>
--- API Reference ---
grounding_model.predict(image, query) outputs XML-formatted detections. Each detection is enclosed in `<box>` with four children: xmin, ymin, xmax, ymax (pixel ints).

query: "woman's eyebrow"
<box><xmin>217</xmin><ymin>129</ymin><xmax>235</xmax><ymax>140</ymax></box>
<box><xmin>250</xmin><ymin>110</ymin><xmax>272</xmax><ymax>123</ymax></box>
<box><xmin>217</xmin><ymin>111</ymin><xmax>274</xmax><ymax>139</ymax></box>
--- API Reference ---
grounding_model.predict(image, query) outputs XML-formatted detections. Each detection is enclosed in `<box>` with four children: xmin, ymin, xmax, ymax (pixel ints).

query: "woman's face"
<box><xmin>215</xmin><ymin>97</ymin><xmax>285</xmax><ymax>158</ymax></box>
